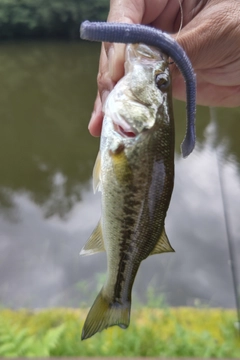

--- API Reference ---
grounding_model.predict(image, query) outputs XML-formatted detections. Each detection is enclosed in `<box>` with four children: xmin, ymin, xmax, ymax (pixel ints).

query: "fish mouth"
<box><xmin>115</xmin><ymin>124</ymin><xmax>136</xmax><ymax>138</ymax></box>
<box><xmin>112</xmin><ymin>114</ymin><xmax>137</xmax><ymax>138</ymax></box>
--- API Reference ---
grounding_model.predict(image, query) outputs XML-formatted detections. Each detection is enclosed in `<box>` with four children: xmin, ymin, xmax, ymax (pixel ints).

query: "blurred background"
<box><xmin>0</xmin><ymin>0</ymin><xmax>239</xmax><ymax>311</ymax></box>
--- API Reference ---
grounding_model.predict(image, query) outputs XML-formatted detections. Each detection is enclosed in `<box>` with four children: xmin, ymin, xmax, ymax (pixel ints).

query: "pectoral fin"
<box><xmin>93</xmin><ymin>151</ymin><xmax>101</xmax><ymax>193</ymax></box>
<box><xmin>80</xmin><ymin>221</ymin><xmax>105</xmax><ymax>256</ymax></box>
<box><xmin>150</xmin><ymin>228</ymin><xmax>175</xmax><ymax>255</ymax></box>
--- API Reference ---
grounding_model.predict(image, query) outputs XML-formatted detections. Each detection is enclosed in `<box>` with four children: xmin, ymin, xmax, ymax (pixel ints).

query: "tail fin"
<box><xmin>81</xmin><ymin>289</ymin><xmax>131</xmax><ymax>340</ymax></box>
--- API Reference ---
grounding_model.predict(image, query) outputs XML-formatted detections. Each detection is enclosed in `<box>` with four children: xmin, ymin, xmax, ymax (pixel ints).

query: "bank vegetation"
<box><xmin>0</xmin><ymin>0</ymin><xmax>109</xmax><ymax>39</ymax></box>
<box><xmin>0</xmin><ymin>307</ymin><xmax>239</xmax><ymax>357</ymax></box>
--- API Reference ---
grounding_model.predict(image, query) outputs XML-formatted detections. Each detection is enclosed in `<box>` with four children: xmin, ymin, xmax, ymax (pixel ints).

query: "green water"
<box><xmin>0</xmin><ymin>41</ymin><xmax>239</xmax><ymax>308</ymax></box>
<box><xmin>0</xmin><ymin>41</ymin><xmax>100</xmax><ymax>217</ymax></box>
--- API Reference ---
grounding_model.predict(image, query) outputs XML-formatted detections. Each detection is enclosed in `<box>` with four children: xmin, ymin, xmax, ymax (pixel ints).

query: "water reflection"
<box><xmin>0</xmin><ymin>41</ymin><xmax>100</xmax><ymax>218</ymax></box>
<box><xmin>0</xmin><ymin>42</ymin><xmax>239</xmax><ymax>308</ymax></box>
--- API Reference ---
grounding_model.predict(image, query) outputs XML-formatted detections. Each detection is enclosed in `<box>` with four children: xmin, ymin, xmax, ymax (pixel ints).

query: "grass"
<box><xmin>0</xmin><ymin>307</ymin><xmax>239</xmax><ymax>357</ymax></box>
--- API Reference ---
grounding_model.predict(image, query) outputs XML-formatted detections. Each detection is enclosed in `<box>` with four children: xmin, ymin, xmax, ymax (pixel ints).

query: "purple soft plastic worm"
<box><xmin>80</xmin><ymin>21</ymin><xmax>196</xmax><ymax>158</ymax></box>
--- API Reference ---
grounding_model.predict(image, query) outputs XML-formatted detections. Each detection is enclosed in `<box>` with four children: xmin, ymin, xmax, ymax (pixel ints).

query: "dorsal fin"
<box><xmin>80</xmin><ymin>221</ymin><xmax>105</xmax><ymax>256</ymax></box>
<box><xmin>93</xmin><ymin>151</ymin><xmax>101</xmax><ymax>193</ymax></box>
<box><xmin>150</xmin><ymin>227</ymin><xmax>175</xmax><ymax>255</ymax></box>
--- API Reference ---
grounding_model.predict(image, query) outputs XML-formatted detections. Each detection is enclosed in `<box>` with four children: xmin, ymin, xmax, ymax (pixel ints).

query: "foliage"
<box><xmin>0</xmin><ymin>307</ymin><xmax>239</xmax><ymax>357</ymax></box>
<box><xmin>0</xmin><ymin>0</ymin><xmax>109</xmax><ymax>39</ymax></box>
<box><xmin>145</xmin><ymin>284</ymin><xmax>168</xmax><ymax>308</ymax></box>
<box><xmin>0</xmin><ymin>315</ymin><xmax>65</xmax><ymax>356</ymax></box>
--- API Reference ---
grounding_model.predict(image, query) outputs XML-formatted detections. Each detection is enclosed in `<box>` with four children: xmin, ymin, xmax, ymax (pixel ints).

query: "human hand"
<box><xmin>89</xmin><ymin>0</ymin><xmax>240</xmax><ymax>136</ymax></box>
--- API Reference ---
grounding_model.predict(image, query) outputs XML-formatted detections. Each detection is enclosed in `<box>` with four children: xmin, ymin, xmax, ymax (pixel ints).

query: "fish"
<box><xmin>80</xmin><ymin>43</ymin><xmax>175</xmax><ymax>340</ymax></box>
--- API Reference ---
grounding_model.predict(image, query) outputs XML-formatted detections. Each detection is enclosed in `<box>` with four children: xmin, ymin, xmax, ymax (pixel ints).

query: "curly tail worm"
<box><xmin>80</xmin><ymin>21</ymin><xmax>196</xmax><ymax>158</ymax></box>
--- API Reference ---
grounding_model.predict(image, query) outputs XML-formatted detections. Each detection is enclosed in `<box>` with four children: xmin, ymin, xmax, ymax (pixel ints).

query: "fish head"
<box><xmin>103</xmin><ymin>43</ymin><xmax>172</xmax><ymax>141</ymax></box>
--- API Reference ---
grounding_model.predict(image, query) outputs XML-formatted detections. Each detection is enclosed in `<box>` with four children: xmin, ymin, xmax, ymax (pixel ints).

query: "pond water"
<box><xmin>0</xmin><ymin>41</ymin><xmax>239</xmax><ymax>309</ymax></box>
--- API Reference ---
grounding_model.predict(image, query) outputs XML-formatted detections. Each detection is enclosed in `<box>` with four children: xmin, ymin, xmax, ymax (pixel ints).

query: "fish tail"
<box><xmin>81</xmin><ymin>288</ymin><xmax>131</xmax><ymax>340</ymax></box>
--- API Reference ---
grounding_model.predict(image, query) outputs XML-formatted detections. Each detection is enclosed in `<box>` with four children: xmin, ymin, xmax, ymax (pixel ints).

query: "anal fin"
<box><xmin>150</xmin><ymin>227</ymin><xmax>175</xmax><ymax>255</ymax></box>
<box><xmin>80</xmin><ymin>221</ymin><xmax>105</xmax><ymax>256</ymax></box>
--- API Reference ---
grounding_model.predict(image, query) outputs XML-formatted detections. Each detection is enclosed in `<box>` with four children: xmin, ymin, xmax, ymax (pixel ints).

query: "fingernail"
<box><xmin>108</xmin><ymin>46</ymin><xmax>115</xmax><ymax>79</ymax></box>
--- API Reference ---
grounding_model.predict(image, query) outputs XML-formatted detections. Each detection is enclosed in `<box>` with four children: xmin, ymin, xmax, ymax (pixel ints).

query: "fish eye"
<box><xmin>155</xmin><ymin>73</ymin><xmax>170</xmax><ymax>91</ymax></box>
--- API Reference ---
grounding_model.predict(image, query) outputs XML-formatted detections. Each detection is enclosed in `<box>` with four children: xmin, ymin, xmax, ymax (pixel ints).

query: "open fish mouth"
<box><xmin>115</xmin><ymin>124</ymin><xmax>136</xmax><ymax>138</ymax></box>
<box><xmin>112</xmin><ymin>113</ymin><xmax>137</xmax><ymax>138</ymax></box>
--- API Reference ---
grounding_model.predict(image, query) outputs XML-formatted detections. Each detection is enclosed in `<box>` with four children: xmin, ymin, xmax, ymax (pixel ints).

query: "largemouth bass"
<box><xmin>80</xmin><ymin>21</ymin><xmax>196</xmax><ymax>340</ymax></box>
<box><xmin>80</xmin><ymin>43</ymin><xmax>175</xmax><ymax>340</ymax></box>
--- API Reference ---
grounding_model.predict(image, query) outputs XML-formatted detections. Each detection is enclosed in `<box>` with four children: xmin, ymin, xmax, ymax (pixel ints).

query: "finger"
<box><xmin>93</xmin><ymin>0</ymin><xmax>146</xmax><ymax>136</ymax></box>
<box><xmin>106</xmin><ymin>43</ymin><xmax>126</xmax><ymax>83</ymax></box>
<box><xmin>90</xmin><ymin>1</ymin><xmax>145</xmax><ymax>137</ymax></box>
<box><xmin>103</xmin><ymin>0</ymin><xmax>145</xmax><ymax>83</ymax></box>
<box><xmin>88</xmin><ymin>92</ymin><xmax>104</xmax><ymax>137</ymax></box>
<box><xmin>108</xmin><ymin>0</ymin><xmax>144</xmax><ymax>23</ymax></box>
<box><xmin>97</xmin><ymin>43</ymin><xmax>114</xmax><ymax>102</ymax></box>
<box><xmin>151</xmin><ymin>0</ymin><xmax>182</xmax><ymax>33</ymax></box>
<box><xmin>89</xmin><ymin>44</ymin><xmax>112</xmax><ymax>137</ymax></box>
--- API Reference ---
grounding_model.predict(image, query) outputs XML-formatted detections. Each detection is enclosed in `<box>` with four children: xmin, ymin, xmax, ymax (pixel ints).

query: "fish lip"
<box><xmin>111</xmin><ymin>113</ymin><xmax>138</xmax><ymax>138</ymax></box>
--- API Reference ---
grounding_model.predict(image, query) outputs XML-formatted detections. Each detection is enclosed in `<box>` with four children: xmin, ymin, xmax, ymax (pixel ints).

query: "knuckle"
<box><xmin>97</xmin><ymin>71</ymin><xmax>106</xmax><ymax>89</ymax></box>
<box><xmin>97</xmin><ymin>71</ymin><xmax>113</xmax><ymax>96</ymax></box>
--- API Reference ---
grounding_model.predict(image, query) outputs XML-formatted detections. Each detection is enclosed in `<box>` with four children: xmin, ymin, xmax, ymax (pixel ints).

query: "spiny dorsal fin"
<box><xmin>93</xmin><ymin>151</ymin><xmax>101</xmax><ymax>193</ymax></box>
<box><xmin>150</xmin><ymin>227</ymin><xmax>175</xmax><ymax>255</ymax></box>
<box><xmin>80</xmin><ymin>221</ymin><xmax>105</xmax><ymax>256</ymax></box>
